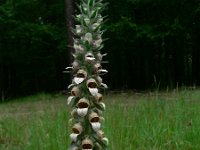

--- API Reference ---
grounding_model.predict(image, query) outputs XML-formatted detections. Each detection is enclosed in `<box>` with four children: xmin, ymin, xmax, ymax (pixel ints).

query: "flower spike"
<box><xmin>67</xmin><ymin>0</ymin><xmax>109</xmax><ymax>148</ymax></box>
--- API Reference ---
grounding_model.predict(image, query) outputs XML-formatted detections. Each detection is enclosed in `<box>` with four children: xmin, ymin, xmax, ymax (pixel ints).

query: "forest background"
<box><xmin>1</xmin><ymin>0</ymin><xmax>200</xmax><ymax>100</ymax></box>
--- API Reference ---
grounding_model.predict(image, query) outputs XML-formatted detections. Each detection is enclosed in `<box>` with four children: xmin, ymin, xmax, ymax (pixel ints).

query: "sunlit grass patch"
<box><xmin>1</xmin><ymin>90</ymin><xmax>200</xmax><ymax>149</ymax></box>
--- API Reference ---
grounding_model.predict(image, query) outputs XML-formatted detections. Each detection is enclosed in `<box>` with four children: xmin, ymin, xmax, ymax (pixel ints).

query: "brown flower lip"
<box><xmin>76</xmin><ymin>69</ymin><xmax>87</xmax><ymax>78</ymax></box>
<box><xmin>82</xmin><ymin>138</ymin><xmax>93</xmax><ymax>149</ymax></box>
<box><xmin>72</xmin><ymin>123</ymin><xmax>83</xmax><ymax>134</ymax></box>
<box><xmin>94</xmin><ymin>93</ymin><xmax>103</xmax><ymax>103</ymax></box>
<box><xmin>71</xmin><ymin>86</ymin><xmax>80</xmax><ymax>96</ymax></box>
<box><xmin>77</xmin><ymin>98</ymin><xmax>89</xmax><ymax>108</ymax></box>
<box><xmin>87</xmin><ymin>78</ymin><xmax>97</xmax><ymax>88</ymax></box>
<box><xmin>85</xmin><ymin>52</ymin><xmax>95</xmax><ymax>61</ymax></box>
<box><xmin>89</xmin><ymin>112</ymin><xmax>100</xmax><ymax>123</ymax></box>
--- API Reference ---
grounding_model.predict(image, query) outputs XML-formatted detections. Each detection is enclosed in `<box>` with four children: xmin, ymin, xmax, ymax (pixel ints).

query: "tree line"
<box><xmin>1</xmin><ymin>0</ymin><xmax>200</xmax><ymax>100</ymax></box>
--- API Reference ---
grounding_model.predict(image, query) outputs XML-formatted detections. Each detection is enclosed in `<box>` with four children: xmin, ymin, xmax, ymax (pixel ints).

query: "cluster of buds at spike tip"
<box><xmin>66</xmin><ymin>0</ymin><xmax>109</xmax><ymax>149</ymax></box>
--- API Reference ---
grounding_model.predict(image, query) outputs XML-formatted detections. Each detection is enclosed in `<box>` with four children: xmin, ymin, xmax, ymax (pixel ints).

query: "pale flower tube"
<box><xmin>88</xmin><ymin>88</ymin><xmax>98</xmax><ymax>96</ymax></box>
<box><xmin>67</xmin><ymin>96</ymin><xmax>74</xmax><ymax>105</ymax></box>
<box><xmin>77</xmin><ymin>108</ymin><xmax>88</xmax><ymax>117</ymax></box>
<box><xmin>73</xmin><ymin>77</ymin><xmax>84</xmax><ymax>84</ymax></box>
<box><xmin>91</xmin><ymin>122</ymin><xmax>101</xmax><ymax>131</ymax></box>
<box><xmin>70</xmin><ymin>133</ymin><xmax>79</xmax><ymax>142</ymax></box>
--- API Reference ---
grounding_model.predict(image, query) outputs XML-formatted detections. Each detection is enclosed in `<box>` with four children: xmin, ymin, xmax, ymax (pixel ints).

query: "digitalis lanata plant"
<box><xmin>66</xmin><ymin>0</ymin><xmax>109</xmax><ymax>149</ymax></box>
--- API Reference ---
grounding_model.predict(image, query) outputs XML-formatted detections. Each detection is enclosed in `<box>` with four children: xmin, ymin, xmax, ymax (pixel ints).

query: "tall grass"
<box><xmin>1</xmin><ymin>90</ymin><xmax>200</xmax><ymax>149</ymax></box>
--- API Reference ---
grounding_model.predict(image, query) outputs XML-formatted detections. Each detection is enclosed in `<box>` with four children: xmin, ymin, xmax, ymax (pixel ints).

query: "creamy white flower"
<box><xmin>92</xmin><ymin>23</ymin><xmax>100</xmax><ymax>30</ymax></box>
<box><xmin>77</xmin><ymin>108</ymin><xmax>88</xmax><ymax>117</ymax></box>
<box><xmin>89</xmin><ymin>88</ymin><xmax>98</xmax><ymax>96</ymax></box>
<box><xmin>76</xmin><ymin>14</ymin><xmax>82</xmax><ymax>19</ymax></box>
<box><xmin>84</xmin><ymin>18</ymin><xmax>90</xmax><ymax>25</ymax></box>
<box><xmin>91</xmin><ymin>122</ymin><xmax>101</xmax><ymax>131</ymax></box>
<box><xmin>96</xmin><ymin>7</ymin><xmax>101</xmax><ymax>11</ymax></box>
<box><xmin>93</xmin><ymin>38</ymin><xmax>102</xmax><ymax>48</ymax></box>
<box><xmin>73</xmin><ymin>77</ymin><xmax>84</xmax><ymax>84</ymax></box>
<box><xmin>102</xmin><ymin>137</ymin><xmax>109</xmax><ymax>145</ymax></box>
<box><xmin>71</xmin><ymin>86</ymin><xmax>80</xmax><ymax>96</ymax></box>
<box><xmin>91</xmin><ymin>10</ymin><xmax>95</xmax><ymax>15</ymax></box>
<box><xmin>65</xmin><ymin>66</ymin><xmax>73</xmax><ymax>70</ymax></box>
<box><xmin>98</xmin><ymin>69</ymin><xmax>108</xmax><ymax>75</ymax></box>
<box><xmin>72</xmin><ymin>61</ymin><xmax>79</xmax><ymax>69</ymax></box>
<box><xmin>74</xmin><ymin>44</ymin><xmax>84</xmax><ymax>52</ymax></box>
<box><xmin>95</xmin><ymin>93</ymin><xmax>103</xmax><ymax>103</ymax></box>
<box><xmin>68</xmin><ymin>84</ymin><xmax>75</xmax><ymax>89</ymax></box>
<box><xmin>99</xmin><ymin>102</ymin><xmax>106</xmax><ymax>110</ymax></box>
<box><xmin>70</xmin><ymin>133</ymin><xmax>79</xmax><ymax>142</ymax></box>
<box><xmin>97</xmin><ymin>15</ymin><xmax>103</xmax><ymax>23</ymax></box>
<box><xmin>85</xmin><ymin>53</ymin><xmax>95</xmax><ymax>61</ymax></box>
<box><xmin>83</xmin><ymin>6</ymin><xmax>87</xmax><ymax>11</ymax></box>
<box><xmin>68</xmin><ymin>118</ymin><xmax>74</xmax><ymax>125</ymax></box>
<box><xmin>100</xmin><ymin>83</ymin><xmax>108</xmax><ymax>89</ymax></box>
<box><xmin>96</xmin><ymin>76</ymin><xmax>102</xmax><ymax>84</ymax></box>
<box><xmin>75</xmin><ymin>25</ymin><xmax>82</xmax><ymax>34</ymax></box>
<box><xmin>100</xmin><ymin>117</ymin><xmax>105</xmax><ymax>123</ymax></box>
<box><xmin>84</xmin><ymin>33</ymin><xmax>93</xmax><ymax>43</ymax></box>
<box><xmin>97</xmin><ymin>18</ymin><xmax>103</xmax><ymax>23</ymax></box>
<box><xmin>67</xmin><ymin>96</ymin><xmax>74</xmax><ymax>105</ymax></box>
<box><xmin>85</xmin><ymin>56</ymin><xmax>95</xmax><ymax>61</ymax></box>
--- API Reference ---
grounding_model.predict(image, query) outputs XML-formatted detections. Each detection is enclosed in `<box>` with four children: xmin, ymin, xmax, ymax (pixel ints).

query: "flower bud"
<box><xmin>100</xmin><ymin>83</ymin><xmax>108</xmax><ymax>89</ymax></box>
<box><xmin>74</xmin><ymin>43</ymin><xmax>84</xmax><ymax>52</ymax></box>
<box><xmin>71</xmin><ymin>86</ymin><xmax>80</xmax><ymax>96</ymax></box>
<box><xmin>93</xmin><ymin>38</ymin><xmax>102</xmax><ymax>48</ymax></box>
<box><xmin>67</xmin><ymin>96</ymin><xmax>75</xmax><ymax>105</ymax></box>
<box><xmin>93</xmin><ymin>63</ymin><xmax>102</xmax><ymax>74</ymax></box>
<box><xmin>84</xmin><ymin>18</ymin><xmax>90</xmax><ymax>25</ymax></box>
<box><xmin>96</xmin><ymin>130</ymin><xmax>105</xmax><ymax>139</ymax></box>
<box><xmin>99</xmin><ymin>102</ymin><xmax>106</xmax><ymax>110</ymax></box>
<box><xmin>94</xmin><ymin>93</ymin><xmax>103</xmax><ymax>103</ymax></box>
<box><xmin>83</xmin><ymin>33</ymin><xmax>93</xmax><ymax>44</ymax></box>
<box><xmin>92</xmin><ymin>23</ymin><xmax>100</xmax><ymax>30</ymax></box>
<box><xmin>96</xmin><ymin>76</ymin><xmax>102</xmax><ymax>84</ymax></box>
<box><xmin>68</xmin><ymin>118</ymin><xmax>74</xmax><ymax>126</ymax></box>
<box><xmin>75</xmin><ymin>25</ymin><xmax>82</xmax><ymax>35</ymax></box>
<box><xmin>71</xmin><ymin>109</ymin><xmax>78</xmax><ymax>117</ymax></box>
<box><xmin>96</xmin><ymin>53</ymin><xmax>107</xmax><ymax>61</ymax></box>
<box><xmin>102</xmin><ymin>137</ymin><xmax>109</xmax><ymax>145</ymax></box>
<box><xmin>72</xmin><ymin>61</ymin><xmax>79</xmax><ymax>70</ymax></box>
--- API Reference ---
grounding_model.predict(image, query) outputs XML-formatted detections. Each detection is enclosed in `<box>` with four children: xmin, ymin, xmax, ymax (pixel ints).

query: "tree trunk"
<box><xmin>65</xmin><ymin>0</ymin><xmax>74</xmax><ymax>64</ymax></box>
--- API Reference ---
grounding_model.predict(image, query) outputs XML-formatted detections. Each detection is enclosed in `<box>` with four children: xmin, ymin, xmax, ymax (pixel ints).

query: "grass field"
<box><xmin>1</xmin><ymin>90</ymin><xmax>200</xmax><ymax>150</ymax></box>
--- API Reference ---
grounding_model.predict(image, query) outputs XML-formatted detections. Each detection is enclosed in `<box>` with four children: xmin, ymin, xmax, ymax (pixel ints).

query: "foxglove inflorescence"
<box><xmin>66</xmin><ymin>0</ymin><xmax>109</xmax><ymax>149</ymax></box>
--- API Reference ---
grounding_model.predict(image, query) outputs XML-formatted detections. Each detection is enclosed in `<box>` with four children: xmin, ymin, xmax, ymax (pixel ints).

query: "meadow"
<box><xmin>0</xmin><ymin>90</ymin><xmax>200</xmax><ymax>150</ymax></box>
